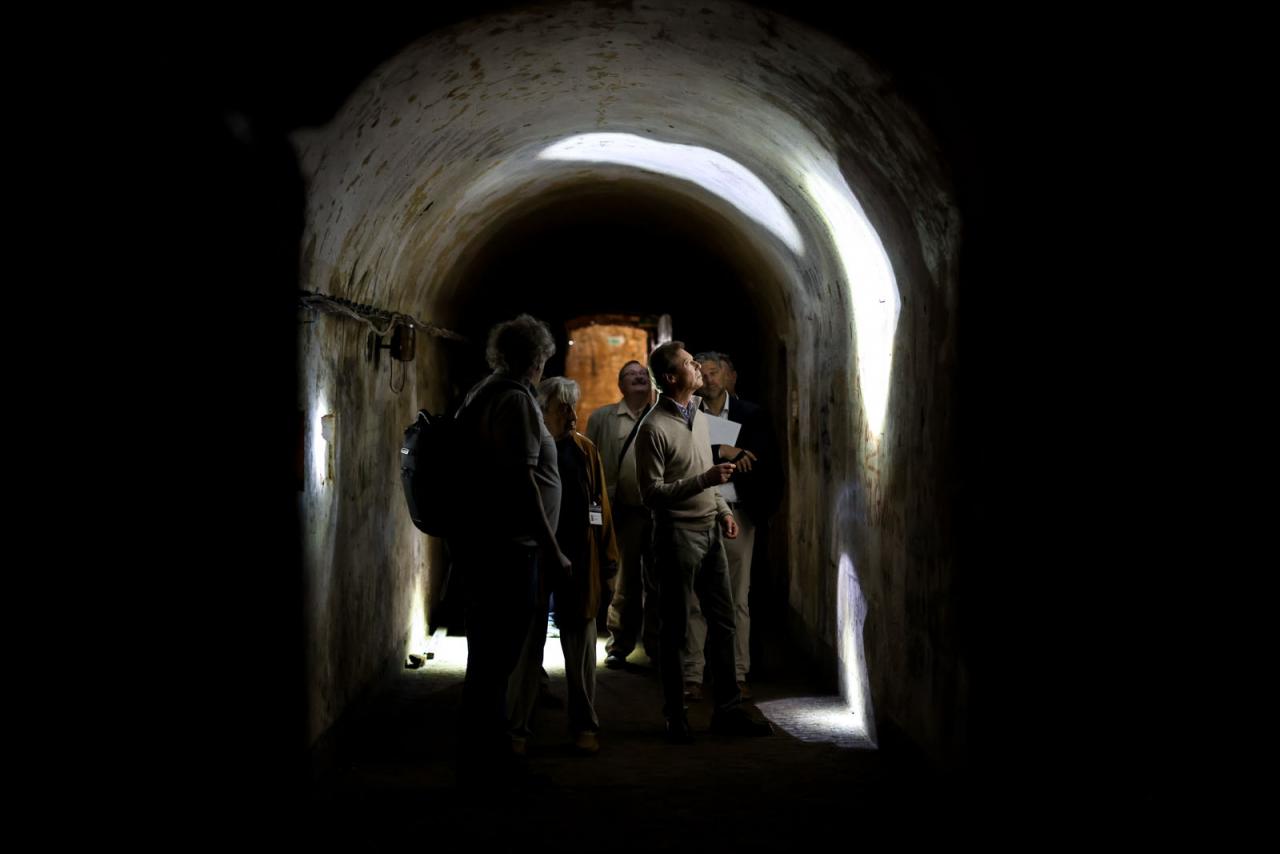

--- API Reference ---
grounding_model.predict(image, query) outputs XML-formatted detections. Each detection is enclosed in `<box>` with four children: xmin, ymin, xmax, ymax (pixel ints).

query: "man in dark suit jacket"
<box><xmin>682</xmin><ymin>351</ymin><xmax>783</xmax><ymax>700</ymax></box>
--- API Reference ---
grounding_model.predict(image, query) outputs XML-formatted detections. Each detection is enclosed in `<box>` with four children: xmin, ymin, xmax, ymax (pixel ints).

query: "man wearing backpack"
<box><xmin>453</xmin><ymin>314</ymin><xmax>573</xmax><ymax>785</ymax></box>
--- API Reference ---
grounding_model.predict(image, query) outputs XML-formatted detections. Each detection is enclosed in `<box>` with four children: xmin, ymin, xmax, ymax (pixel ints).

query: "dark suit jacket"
<box><xmin>706</xmin><ymin>396</ymin><xmax>784</xmax><ymax>521</ymax></box>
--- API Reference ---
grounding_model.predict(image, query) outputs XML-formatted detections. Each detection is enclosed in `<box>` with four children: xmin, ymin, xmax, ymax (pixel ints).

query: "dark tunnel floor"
<box><xmin>304</xmin><ymin>644</ymin><xmax>962</xmax><ymax>846</ymax></box>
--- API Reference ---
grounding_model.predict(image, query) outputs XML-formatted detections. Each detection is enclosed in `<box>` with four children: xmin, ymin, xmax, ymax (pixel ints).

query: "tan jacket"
<box><xmin>585</xmin><ymin>398</ymin><xmax>647</xmax><ymax>508</ymax></box>
<box><xmin>552</xmin><ymin>432</ymin><xmax>619</xmax><ymax>620</ymax></box>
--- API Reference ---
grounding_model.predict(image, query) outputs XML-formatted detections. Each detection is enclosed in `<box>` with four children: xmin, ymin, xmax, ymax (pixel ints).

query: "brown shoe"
<box><xmin>683</xmin><ymin>681</ymin><xmax>703</xmax><ymax>701</ymax></box>
<box><xmin>737</xmin><ymin>681</ymin><xmax>752</xmax><ymax>700</ymax></box>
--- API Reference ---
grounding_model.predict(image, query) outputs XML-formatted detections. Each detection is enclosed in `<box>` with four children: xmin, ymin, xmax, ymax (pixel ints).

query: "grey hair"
<box><xmin>486</xmin><ymin>314</ymin><xmax>556</xmax><ymax>374</ymax></box>
<box><xmin>694</xmin><ymin>351</ymin><xmax>730</xmax><ymax>369</ymax></box>
<box><xmin>537</xmin><ymin>376</ymin><xmax>580</xmax><ymax>412</ymax></box>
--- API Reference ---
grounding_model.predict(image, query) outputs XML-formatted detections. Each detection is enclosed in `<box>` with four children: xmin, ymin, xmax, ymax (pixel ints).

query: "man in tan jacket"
<box><xmin>586</xmin><ymin>359</ymin><xmax>658</xmax><ymax>668</ymax></box>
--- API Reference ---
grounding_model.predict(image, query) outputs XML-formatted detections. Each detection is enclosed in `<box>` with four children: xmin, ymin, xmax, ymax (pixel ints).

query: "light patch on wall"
<box><xmin>538</xmin><ymin>132</ymin><xmax>804</xmax><ymax>255</ymax></box>
<box><xmin>837</xmin><ymin>552</ymin><xmax>876</xmax><ymax>744</ymax></box>
<box><xmin>407</xmin><ymin>555</ymin><xmax>429</xmax><ymax>656</ymax></box>
<box><xmin>804</xmin><ymin>169</ymin><xmax>900</xmax><ymax>436</ymax></box>
<box><xmin>311</xmin><ymin>396</ymin><xmax>333</xmax><ymax>488</ymax></box>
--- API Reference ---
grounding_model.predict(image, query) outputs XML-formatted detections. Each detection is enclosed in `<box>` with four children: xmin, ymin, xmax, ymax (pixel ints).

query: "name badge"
<box><xmin>589</xmin><ymin>501</ymin><xmax>604</xmax><ymax>526</ymax></box>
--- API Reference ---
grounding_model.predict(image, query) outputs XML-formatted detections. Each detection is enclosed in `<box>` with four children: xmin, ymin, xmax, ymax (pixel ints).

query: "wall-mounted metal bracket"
<box><xmin>368</xmin><ymin>325</ymin><xmax>416</xmax><ymax>368</ymax></box>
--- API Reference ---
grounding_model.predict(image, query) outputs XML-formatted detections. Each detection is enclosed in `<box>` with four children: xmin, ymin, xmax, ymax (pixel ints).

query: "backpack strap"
<box><xmin>617</xmin><ymin>401</ymin><xmax>655</xmax><ymax>471</ymax></box>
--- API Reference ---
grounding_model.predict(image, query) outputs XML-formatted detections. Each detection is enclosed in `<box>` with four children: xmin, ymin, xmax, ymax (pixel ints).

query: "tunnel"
<box><xmin>90</xmin><ymin>0</ymin><xmax>1190</xmax><ymax>831</ymax></box>
<box><xmin>291</xmin><ymin>0</ymin><xmax>961</xmax><ymax>780</ymax></box>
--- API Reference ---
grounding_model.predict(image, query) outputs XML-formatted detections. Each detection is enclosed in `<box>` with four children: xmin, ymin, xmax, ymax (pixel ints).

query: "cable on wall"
<box><xmin>298</xmin><ymin>290</ymin><xmax>467</xmax><ymax>343</ymax></box>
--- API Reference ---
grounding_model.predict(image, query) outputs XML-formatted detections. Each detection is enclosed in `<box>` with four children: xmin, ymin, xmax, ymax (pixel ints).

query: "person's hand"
<box><xmin>556</xmin><ymin>549</ymin><xmax>574</xmax><ymax>578</ymax></box>
<box><xmin>720</xmin><ymin>514</ymin><xmax>739</xmax><ymax>539</ymax></box>
<box><xmin>703</xmin><ymin>462</ymin><xmax>736</xmax><ymax>485</ymax></box>
<box><xmin>719</xmin><ymin>446</ymin><xmax>757</xmax><ymax>473</ymax></box>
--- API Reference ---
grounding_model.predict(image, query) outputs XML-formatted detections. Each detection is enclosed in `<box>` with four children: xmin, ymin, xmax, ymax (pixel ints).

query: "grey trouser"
<box><xmin>558</xmin><ymin>617</ymin><xmax>599</xmax><ymax>734</ymax></box>
<box><xmin>508</xmin><ymin>609</ymin><xmax>600</xmax><ymax>738</ymax></box>
<box><xmin>507</xmin><ymin>604</ymin><xmax>549</xmax><ymax>740</ymax></box>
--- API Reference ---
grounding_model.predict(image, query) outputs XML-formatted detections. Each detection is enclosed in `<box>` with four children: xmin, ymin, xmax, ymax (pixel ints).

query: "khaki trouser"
<box><xmin>683</xmin><ymin>505</ymin><xmax>755</xmax><ymax>683</ymax></box>
<box><xmin>605</xmin><ymin>504</ymin><xmax>659</xmax><ymax>660</ymax></box>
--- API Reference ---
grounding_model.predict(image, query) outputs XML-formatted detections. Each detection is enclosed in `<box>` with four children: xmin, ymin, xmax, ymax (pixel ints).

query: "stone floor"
<box><xmin>306</xmin><ymin>638</ymin><xmax>958</xmax><ymax>845</ymax></box>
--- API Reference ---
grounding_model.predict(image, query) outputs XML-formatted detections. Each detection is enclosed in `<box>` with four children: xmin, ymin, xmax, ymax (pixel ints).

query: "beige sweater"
<box><xmin>636</xmin><ymin>395</ymin><xmax>730</xmax><ymax>529</ymax></box>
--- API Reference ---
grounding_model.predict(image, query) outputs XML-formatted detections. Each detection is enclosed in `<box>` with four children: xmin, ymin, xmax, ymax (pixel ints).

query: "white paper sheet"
<box><xmin>705</xmin><ymin>417</ymin><xmax>742</xmax><ymax>504</ymax></box>
<box><xmin>706</xmin><ymin>417</ymin><xmax>741</xmax><ymax>447</ymax></box>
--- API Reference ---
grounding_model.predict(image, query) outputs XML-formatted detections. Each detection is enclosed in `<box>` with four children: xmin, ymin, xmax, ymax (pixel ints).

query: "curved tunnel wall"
<box><xmin>294</xmin><ymin>0</ymin><xmax>961</xmax><ymax>763</ymax></box>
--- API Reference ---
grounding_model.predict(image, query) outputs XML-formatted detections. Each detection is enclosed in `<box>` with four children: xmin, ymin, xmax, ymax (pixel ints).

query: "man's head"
<box><xmin>537</xmin><ymin>376</ymin><xmax>580</xmax><ymax>441</ymax></box>
<box><xmin>693</xmin><ymin>351</ymin><xmax>730</xmax><ymax>401</ymax></box>
<box><xmin>617</xmin><ymin>359</ymin><xmax>652</xmax><ymax>398</ymax></box>
<box><xmin>486</xmin><ymin>314</ymin><xmax>556</xmax><ymax>382</ymax></box>
<box><xmin>649</xmin><ymin>340</ymin><xmax>702</xmax><ymax>396</ymax></box>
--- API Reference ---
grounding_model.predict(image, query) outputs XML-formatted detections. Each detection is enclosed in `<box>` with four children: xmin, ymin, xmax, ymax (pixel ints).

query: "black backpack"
<box><xmin>399</xmin><ymin>378</ymin><xmax>525</xmax><ymax>538</ymax></box>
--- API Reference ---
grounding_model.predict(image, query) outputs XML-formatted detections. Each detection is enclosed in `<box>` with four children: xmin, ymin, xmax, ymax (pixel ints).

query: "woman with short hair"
<box><xmin>508</xmin><ymin>376</ymin><xmax>618</xmax><ymax>754</ymax></box>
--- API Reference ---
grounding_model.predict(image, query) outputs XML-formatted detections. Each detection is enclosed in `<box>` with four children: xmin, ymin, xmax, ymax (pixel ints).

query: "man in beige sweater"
<box><xmin>636</xmin><ymin>341</ymin><xmax>772</xmax><ymax>742</ymax></box>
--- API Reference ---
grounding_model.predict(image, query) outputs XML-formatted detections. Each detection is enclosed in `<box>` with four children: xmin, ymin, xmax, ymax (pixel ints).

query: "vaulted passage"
<box><xmin>131</xmin><ymin>0</ymin><xmax>1185</xmax><ymax>826</ymax></box>
<box><xmin>293</xmin><ymin>0</ymin><xmax>959</xmax><ymax>771</ymax></box>
<box><xmin>265</xmin><ymin>0</ymin><xmax>969</xmax><ymax>813</ymax></box>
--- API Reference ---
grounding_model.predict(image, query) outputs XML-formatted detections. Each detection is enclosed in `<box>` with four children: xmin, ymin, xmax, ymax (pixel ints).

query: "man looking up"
<box><xmin>636</xmin><ymin>342</ymin><xmax>772</xmax><ymax>742</ymax></box>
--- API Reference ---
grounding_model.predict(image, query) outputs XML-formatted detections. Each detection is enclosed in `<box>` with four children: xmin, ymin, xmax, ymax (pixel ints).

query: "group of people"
<box><xmin>450</xmin><ymin>315</ymin><xmax>781</xmax><ymax>784</ymax></box>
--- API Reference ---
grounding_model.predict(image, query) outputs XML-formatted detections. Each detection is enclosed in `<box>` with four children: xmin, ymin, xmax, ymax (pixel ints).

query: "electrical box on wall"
<box><xmin>391</xmin><ymin>325</ymin><xmax>415</xmax><ymax>362</ymax></box>
<box><xmin>368</xmin><ymin>325</ymin><xmax>417</xmax><ymax>367</ymax></box>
